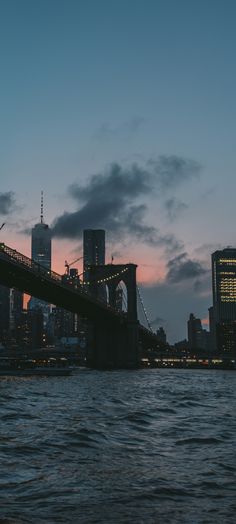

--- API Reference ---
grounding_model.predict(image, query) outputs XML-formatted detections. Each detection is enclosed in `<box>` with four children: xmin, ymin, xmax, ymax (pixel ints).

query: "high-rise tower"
<box><xmin>31</xmin><ymin>191</ymin><xmax>51</xmax><ymax>269</ymax></box>
<box><xmin>83</xmin><ymin>229</ymin><xmax>106</xmax><ymax>300</ymax></box>
<box><xmin>29</xmin><ymin>192</ymin><xmax>52</xmax><ymax>319</ymax></box>
<box><xmin>212</xmin><ymin>248</ymin><xmax>236</xmax><ymax>353</ymax></box>
<box><xmin>83</xmin><ymin>229</ymin><xmax>105</xmax><ymax>279</ymax></box>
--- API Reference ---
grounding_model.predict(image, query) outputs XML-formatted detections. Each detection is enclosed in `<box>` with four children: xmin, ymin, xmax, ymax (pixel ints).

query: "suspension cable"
<box><xmin>136</xmin><ymin>285</ymin><xmax>153</xmax><ymax>331</ymax></box>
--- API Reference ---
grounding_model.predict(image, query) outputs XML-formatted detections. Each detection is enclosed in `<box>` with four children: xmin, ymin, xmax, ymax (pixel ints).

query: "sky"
<box><xmin>1</xmin><ymin>0</ymin><xmax>236</xmax><ymax>342</ymax></box>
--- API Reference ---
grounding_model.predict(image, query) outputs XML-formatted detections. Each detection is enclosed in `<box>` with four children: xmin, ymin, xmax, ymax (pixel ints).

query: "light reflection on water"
<box><xmin>0</xmin><ymin>369</ymin><xmax>236</xmax><ymax>523</ymax></box>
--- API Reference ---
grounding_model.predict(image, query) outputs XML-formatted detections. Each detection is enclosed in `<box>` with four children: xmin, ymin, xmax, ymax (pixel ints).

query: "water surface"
<box><xmin>0</xmin><ymin>369</ymin><xmax>235</xmax><ymax>523</ymax></box>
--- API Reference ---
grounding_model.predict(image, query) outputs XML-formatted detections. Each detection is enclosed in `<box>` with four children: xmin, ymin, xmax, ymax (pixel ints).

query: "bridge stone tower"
<box><xmin>87</xmin><ymin>263</ymin><xmax>139</xmax><ymax>368</ymax></box>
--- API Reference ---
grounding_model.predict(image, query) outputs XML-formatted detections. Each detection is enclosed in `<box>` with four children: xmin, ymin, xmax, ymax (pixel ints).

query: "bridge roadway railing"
<box><xmin>0</xmin><ymin>243</ymin><xmax>156</xmax><ymax>338</ymax></box>
<box><xmin>0</xmin><ymin>243</ymin><xmax>124</xmax><ymax>319</ymax></box>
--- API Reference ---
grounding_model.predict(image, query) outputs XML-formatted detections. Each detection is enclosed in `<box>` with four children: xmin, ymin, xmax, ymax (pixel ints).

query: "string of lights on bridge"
<box><xmin>82</xmin><ymin>267</ymin><xmax>129</xmax><ymax>286</ymax></box>
<box><xmin>0</xmin><ymin>243</ymin><xmax>153</xmax><ymax>331</ymax></box>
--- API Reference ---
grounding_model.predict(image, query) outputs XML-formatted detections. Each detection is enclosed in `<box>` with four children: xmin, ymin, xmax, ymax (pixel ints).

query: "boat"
<box><xmin>0</xmin><ymin>355</ymin><xmax>73</xmax><ymax>376</ymax></box>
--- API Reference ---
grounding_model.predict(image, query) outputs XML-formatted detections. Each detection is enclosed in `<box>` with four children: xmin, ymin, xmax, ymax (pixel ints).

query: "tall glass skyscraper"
<box><xmin>212</xmin><ymin>248</ymin><xmax>236</xmax><ymax>353</ymax></box>
<box><xmin>83</xmin><ymin>229</ymin><xmax>105</xmax><ymax>279</ymax></box>
<box><xmin>29</xmin><ymin>193</ymin><xmax>52</xmax><ymax>315</ymax></box>
<box><xmin>83</xmin><ymin>230</ymin><xmax>106</xmax><ymax>300</ymax></box>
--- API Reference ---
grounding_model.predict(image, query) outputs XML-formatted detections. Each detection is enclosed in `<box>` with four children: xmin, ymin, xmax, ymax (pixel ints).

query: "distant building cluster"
<box><xmin>0</xmin><ymin>195</ymin><xmax>110</xmax><ymax>351</ymax></box>
<box><xmin>178</xmin><ymin>247</ymin><xmax>236</xmax><ymax>357</ymax></box>
<box><xmin>1</xmin><ymin>193</ymin><xmax>236</xmax><ymax>359</ymax></box>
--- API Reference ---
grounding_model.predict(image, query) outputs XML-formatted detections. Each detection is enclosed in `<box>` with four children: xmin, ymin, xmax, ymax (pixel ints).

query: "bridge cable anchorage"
<box><xmin>136</xmin><ymin>285</ymin><xmax>153</xmax><ymax>331</ymax></box>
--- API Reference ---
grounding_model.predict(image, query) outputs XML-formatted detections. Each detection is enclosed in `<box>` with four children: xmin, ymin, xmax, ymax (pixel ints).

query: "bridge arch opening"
<box><xmin>114</xmin><ymin>280</ymin><xmax>127</xmax><ymax>313</ymax></box>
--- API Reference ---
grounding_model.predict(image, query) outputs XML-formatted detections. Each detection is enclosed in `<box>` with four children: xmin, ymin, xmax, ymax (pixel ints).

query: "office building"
<box><xmin>212</xmin><ymin>248</ymin><xmax>236</xmax><ymax>353</ymax></box>
<box><xmin>83</xmin><ymin>229</ymin><xmax>105</xmax><ymax>277</ymax></box>
<box><xmin>187</xmin><ymin>313</ymin><xmax>209</xmax><ymax>352</ymax></box>
<box><xmin>29</xmin><ymin>192</ymin><xmax>52</xmax><ymax>316</ymax></box>
<box><xmin>0</xmin><ymin>285</ymin><xmax>23</xmax><ymax>345</ymax></box>
<box><xmin>83</xmin><ymin>229</ymin><xmax>106</xmax><ymax>300</ymax></box>
<box><xmin>16</xmin><ymin>309</ymin><xmax>44</xmax><ymax>349</ymax></box>
<box><xmin>31</xmin><ymin>192</ymin><xmax>51</xmax><ymax>269</ymax></box>
<box><xmin>156</xmin><ymin>327</ymin><xmax>167</xmax><ymax>345</ymax></box>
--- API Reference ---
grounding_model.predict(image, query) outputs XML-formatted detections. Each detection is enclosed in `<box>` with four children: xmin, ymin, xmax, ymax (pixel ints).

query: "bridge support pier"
<box><xmin>87</xmin><ymin>319</ymin><xmax>140</xmax><ymax>369</ymax></box>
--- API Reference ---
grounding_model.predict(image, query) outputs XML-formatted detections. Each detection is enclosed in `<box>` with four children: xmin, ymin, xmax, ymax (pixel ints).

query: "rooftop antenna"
<box><xmin>40</xmin><ymin>191</ymin><xmax>44</xmax><ymax>224</ymax></box>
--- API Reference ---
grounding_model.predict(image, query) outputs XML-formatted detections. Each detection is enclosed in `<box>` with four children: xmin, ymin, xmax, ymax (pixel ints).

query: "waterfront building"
<box><xmin>212</xmin><ymin>248</ymin><xmax>236</xmax><ymax>354</ymax></box>
<box><xmin>187</xmin><ymin>313</ymin><xmax>209</xmax><ymax>352</ymax></box>
<box><xmin>50</xmin><ymin>268</ymin><xmax>81</xmax><ymax>341</ymax></box>
<box><xmin>0</xmin><ymin>286</ymin><xmax>23</xmax><ymax>345</ymax></box>
<box><xmin>156</xmin><ymin>327</ymin><xmax>167</xmax><ymax>345</ymax></box>
<box><xmin>16</xmin><ymin>309</ymin><xmax>44</xmax><ymax>349</ymax></box>
<box><xmin>208</xmin><ymin>306</ymin><xmax>216</xmax><ymax>351</ymax></box>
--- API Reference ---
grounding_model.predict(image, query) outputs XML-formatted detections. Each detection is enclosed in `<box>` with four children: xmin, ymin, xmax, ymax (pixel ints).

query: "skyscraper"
<box><xmin>0</xmin><ymin>286</ymin><xmax>23</xmax><ymax>345</ymax></box>
<box><xmin>31</xmin><ymin>192</ymin><xmax>51</xmax><ymax>269</ymax></box>
<box><xmin>187</xmin><ymin>313</ymin><xmax>208</xmax><ymax>351</ymax></box>
<box><xmin>29</xmin><ymin>192</ymin><xmax>52</xmax><ymax>317</ymax></box>
<box><xmin>83</xmin><ymin>229</ymin><xmax>105</xmax><ymax>274</ymax></box>
<box><xmin>83</xmin><ymin>229</ymin><xmax>105</xmax><ymax>281</ymax></box>
<box><xmin>212</xmin><ymin>248</ymin><xmax>236</xmax><ymax>353</ymax></box>
<box><xmin>83</xmin><ymin>229</ymin><xmax>106</xmax><ymax>300</ymax></box>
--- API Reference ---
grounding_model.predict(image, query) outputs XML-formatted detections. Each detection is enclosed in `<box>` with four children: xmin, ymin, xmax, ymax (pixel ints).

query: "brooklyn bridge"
<box><xmin>0</xmin><ymin>243</ymin><xmax>161</xmax><ymax>369</ymax></box>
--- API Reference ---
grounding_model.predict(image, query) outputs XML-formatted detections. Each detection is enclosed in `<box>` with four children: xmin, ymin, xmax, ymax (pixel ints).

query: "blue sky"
<box><xmin>1</xmin><ymin>0</ymin><xmax>236</xmax><ymax>341</ymax></box>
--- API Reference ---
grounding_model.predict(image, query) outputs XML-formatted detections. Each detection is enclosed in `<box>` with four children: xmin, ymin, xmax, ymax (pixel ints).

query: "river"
<box><xmin>0</xmin><ymin>369</ymin><xmax>235</xmax><ymax>523</ymax></box>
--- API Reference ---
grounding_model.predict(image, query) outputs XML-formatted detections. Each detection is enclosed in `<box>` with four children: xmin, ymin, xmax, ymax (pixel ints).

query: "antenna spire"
<box><xmin>40</xmin><ymin>191</ymin><xmax>44</xmax><ymax>223</ymax></box>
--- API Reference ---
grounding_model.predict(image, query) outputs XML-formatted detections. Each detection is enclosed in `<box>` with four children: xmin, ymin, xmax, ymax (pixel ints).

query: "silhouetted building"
<box><xmin>208</xmin><ymin>306</ymin><xmax>216</xmax><ymax>351</ymax></box>
<box><xmin>83</xmin><ymin>229</ymin><xmax>105</xmax><ymax>279</ymax></box>
<box><xmin>50</xmin><ymin>269</ymin><xmax>81</xmax><ymax>340</ymax></box>
<box><xmin>187</xmin><ymin>313</ymin><xmax>209</xmax><ymax>351</ymax></box>
<box><xmin>0</xmin><ymin>286</ymin><xmax>23</xmax><ymax>345</ymax></box>
<box><xmin>0</xmin><ymin>285</ymin><xmax>10</xmax><ymax>342</ymax></box>
<box><xmin>16</xmin><ymin>309</ymin><xmax>44</xmax><ymax>349</ymax></box>
<box><xmin>51</xmin><ymin>307</ymin><xmax>75</xmax><ymax>339</ymax></box>
<box><xmin>83</xmin><ymin>229</ymin><xmax>106</xmax><ymax>300</ymax></box>
<box><xmin>29</xmin><ymin>192</ymin><xmax>52</xmax><ymax>317</ymax></box>
<box><xmin>212</xmin><ymin>248</ymin><xmax>236</xmax><ymax>354</ymax></box>
<box><xmin>156</xmin><ymin>326</ymin><xmax>167</xmax><ymax>344</ymax></box>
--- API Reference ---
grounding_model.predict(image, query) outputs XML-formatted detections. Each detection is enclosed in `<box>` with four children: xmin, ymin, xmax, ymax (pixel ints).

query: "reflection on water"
<box><xmin>0</xmin><ymin>369</ymin><xmax>236</xmax><ymax>523</ymax></box>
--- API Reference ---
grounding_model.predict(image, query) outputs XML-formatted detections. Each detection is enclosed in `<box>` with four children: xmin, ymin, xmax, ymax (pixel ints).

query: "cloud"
<box><xmin>150</xmin><ymin>315</ymin><xmax>165</xmax><ymax>327</ymax></box>
<box><xmin>148</xmin><ymin>155</ymin><xmax>201</xmax><ymax>191</ymax></box>
<box><xmin>193</xmin><ymin>243</ymin><xmax>222</xmax><ymax>257</ymax></box>
<box><xmin>165</xmin><ymin>198</ymin><xmax>188</xmax><ymax>221</ymax></box>
<box><xmin>0</xmin><ymin>192</ymin><xmax>16</xmax><ymax>215</ymax></box>
<box><xmin>94</xmin><ymin>116</ymin><xmax>146</xmax><ymax>140</ymax></box>
<box><xmin>166</xmin><ymin>252</ymin><xmax>207</xmax><ymax>284</ymax></box>
<box><xmin>52</xmin><ymin>156</ymin><xmax>200</xmax><ymax>249</ymax></box>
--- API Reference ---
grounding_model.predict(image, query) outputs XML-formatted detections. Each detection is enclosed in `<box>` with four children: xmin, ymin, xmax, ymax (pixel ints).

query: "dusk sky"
<box><xmin>1</xmin><ymin>0</ymin><xmax>236</xmax><ymax>342</ymax></box>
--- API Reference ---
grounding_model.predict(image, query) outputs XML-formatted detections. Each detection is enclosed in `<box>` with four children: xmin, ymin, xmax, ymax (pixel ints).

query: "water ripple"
<box><xmin>0</xmin><ymin>369</ymin><xmax>236</xmax><ymax>523</ymax></box>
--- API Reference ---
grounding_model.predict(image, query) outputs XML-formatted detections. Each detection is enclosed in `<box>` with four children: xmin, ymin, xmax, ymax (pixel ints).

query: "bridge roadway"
<box><xmin>0</xmin><ymin>243</ymin><xmax>160</xmax><ymax>368</ymax></box>
<box><xmin>0</xmin><ymin>243</ymin><xmax>126</xmax><ymax>323</ymax></box>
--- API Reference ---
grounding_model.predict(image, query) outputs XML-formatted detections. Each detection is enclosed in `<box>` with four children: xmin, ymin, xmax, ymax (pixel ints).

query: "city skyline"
<box><xmin>1</xmin><ymin>0</ymin><xmax>236</xmax><ymax>341</ymax></box>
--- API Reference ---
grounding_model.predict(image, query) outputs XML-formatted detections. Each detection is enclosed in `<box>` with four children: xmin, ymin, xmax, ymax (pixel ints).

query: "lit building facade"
<box><xmin>212</xmin><ymin>248</ymin><xmax>236</xmax><ymax>353</ymax></box>
<box><xmin>0</xmin><ymin>285</ymin><xmax>23</xmax><ymax>345</ymax></box>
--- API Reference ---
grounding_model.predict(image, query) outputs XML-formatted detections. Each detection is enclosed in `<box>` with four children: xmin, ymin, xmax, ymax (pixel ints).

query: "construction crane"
<box><xmin>0</xmin><ymin>223</ymin><xmax>5</xmax><ymax>231</ymax></box>
<box><xmin>65</xmin><ymin>256</ymin><xmax>83</xmax><ymax>275</ymax></box>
